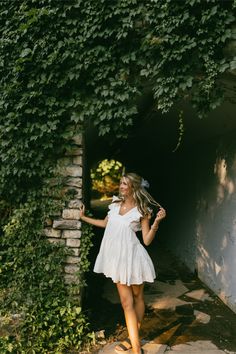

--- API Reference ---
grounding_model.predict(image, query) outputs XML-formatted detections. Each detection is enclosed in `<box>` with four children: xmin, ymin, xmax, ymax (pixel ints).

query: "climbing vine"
<box><xmin>0</xmin><ymin>0</ymin><xmax>235</xmax><ymax>200</ymax></box>
<box><xmin>0</xmin><ymin>184</ymin><xmax>94</xmax><ymax>352</ymax></box>
<box><xmin>0</xmin><ymin>0</ymin><xmax>235</xmax><ymax>351</ymax></box>
<box><xmin>78</xmin><ymin>217</ymin><xmax>96</xmax><ymax>288</ymax></box>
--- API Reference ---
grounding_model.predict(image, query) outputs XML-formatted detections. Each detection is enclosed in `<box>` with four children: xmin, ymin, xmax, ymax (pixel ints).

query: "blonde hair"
<box><xmin>118</xmin><ymin>172</ymin><xmax>161</xmax><ymax>216</ymax></box>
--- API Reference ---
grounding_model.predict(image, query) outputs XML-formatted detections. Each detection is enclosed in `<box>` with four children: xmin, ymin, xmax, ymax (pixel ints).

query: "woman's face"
<box><xmin>119</xmin><ymin>177</ymin><xmax>132</xmax><ymax>197</ymax></box>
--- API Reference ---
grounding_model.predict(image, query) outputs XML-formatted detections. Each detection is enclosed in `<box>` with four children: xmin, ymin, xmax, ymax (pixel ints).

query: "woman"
<box><xmin>79</xmin><ymin>173</ymin><xmax>166</xmax><ymax>354</ymax></box>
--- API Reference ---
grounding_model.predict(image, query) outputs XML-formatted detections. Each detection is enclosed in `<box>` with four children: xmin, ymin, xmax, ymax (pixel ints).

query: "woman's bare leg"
<box><xmin>131</xmin><ymin>284</ymin><xmax>145</xmax><ymax>329</ymax></box>
<box><xmin>116</xmin><ymin>283</ymin><xmax>141</xmax><ymax>354</ymax></box>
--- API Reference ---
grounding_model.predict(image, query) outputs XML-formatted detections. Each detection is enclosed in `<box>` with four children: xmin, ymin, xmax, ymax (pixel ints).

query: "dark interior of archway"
<box><xmin>84</xmin><ymin>85</ymin><xmax>236</xmax><ymax>243</ymax></box>
<box><xmin>83</xmin><ymin>81</ymin><xmax>236</xmax><ymax>334</ymax></box>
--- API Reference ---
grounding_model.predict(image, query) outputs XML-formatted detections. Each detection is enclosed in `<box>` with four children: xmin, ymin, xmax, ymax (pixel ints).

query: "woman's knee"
<box><xmin>132</xmin><ymin>286</ymin><xmax>144</xmax><ymax>303</ymax></box>
<box><xmin>120</xmin><ymin>295</ymin><xmax>134</xmax><ymax>311</ymax></box>
<box><xmin>116</xmin><ymin>284</ymin><xmax>135</xmax><ymax>311</ymax></box>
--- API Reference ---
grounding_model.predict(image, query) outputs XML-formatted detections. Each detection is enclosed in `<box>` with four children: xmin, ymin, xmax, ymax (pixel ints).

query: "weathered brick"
<box><xmin>66</xmin><ymin>238</ymin><xmax>81</xmax><ymax>247</ymax></box>
<box><xmin>53</xmin><ymin>219</ymin><xmax>81</xmax><ymax>230</ymax></box>
<box><xmin>62</xmin><ymin>230</ymin><xmax>81</xmax><ymax>239</ymax></box>
<box><xmin>61</xmin><ymin>165</ymin><xmax>82</xmax><ymax>177</ymax></box>
<box><xmin>65</xmin><ymin>264</ymin><xmax>79</xmax><ymax>274</ymax></box>
<box><xmin>68</xmin><ymin>199</ymin><xmax>83</xmax><ymax>209</ymax></box>
<box><xmin>67</xmin><ymin>256</ymin><xmax>80</xmax><ymax>264</ymax></box>
<box><xmin>44</xmin><ymin>228</ymin><xmax>61</xmax><ymax>238</ymax></box>
<box><xmin>73</xmin><ymin>156</ymin><xmax>82</xmax><ymax>165</ymax></box>
<box><xmin>66</xmin><ymin>177</ymin><xmax>82</xmax><ymax>188</ymax></box>
<box><xmin>62</xmin><ymin>209</ymin><xmax>80</xmax><ymax>220</ymax></box>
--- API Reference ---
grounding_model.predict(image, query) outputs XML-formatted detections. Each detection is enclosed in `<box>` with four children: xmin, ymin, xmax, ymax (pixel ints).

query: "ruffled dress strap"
<box><xmin>109</xmin><ymin>195</ymin><xmax>121</xmax><ymax>207</ymax></box>
<box><xmin>128</xmin><ymin>208</ymin><xmax>143</xmax><ymax>231</ymax></box>
<box><xmin>111</xmin><ymin>195</ymin><xmax>121</xmax><ymax>203</ymax></box>
<box><xmin>108</xmin><ymin>195</ymin><xmax>121</xmax><ymax>214</ymax></box>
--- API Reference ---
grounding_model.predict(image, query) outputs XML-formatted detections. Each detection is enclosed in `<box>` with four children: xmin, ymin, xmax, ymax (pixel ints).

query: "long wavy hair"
<box><xmin>117</xmin><ymin>172</ymin><xmax>161</xmax><ymax>216</ymax></box>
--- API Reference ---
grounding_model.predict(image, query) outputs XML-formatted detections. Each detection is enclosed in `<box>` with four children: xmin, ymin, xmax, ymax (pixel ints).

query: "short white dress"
<box><xmin>93</xmin><ymin>196</ymin><xmax>156</xmax><ymax>286</ymax></box>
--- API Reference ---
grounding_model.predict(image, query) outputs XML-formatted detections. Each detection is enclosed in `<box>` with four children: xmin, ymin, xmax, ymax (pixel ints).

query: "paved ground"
<box><xmin>84</xmin><ymin>200</ymin><xmax>236</xmax><ymax>354</ymax></box>
<box><xmin>97</xmin><ymin>341</ymin><xmax>234</xmax><ymax>354</ymax></box>
<box><xmin>85</xmin><ymin>244</ymin><xmax>236</xmax><ymax>354</ymax></box>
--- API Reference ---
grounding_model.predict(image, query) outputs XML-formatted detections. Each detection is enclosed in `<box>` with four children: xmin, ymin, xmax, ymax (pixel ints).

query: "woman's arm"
<box><xmin>79</xmin><ymin>204</ymin><xmax>108</xmax><ymax>228</ymax></box>
<box><xmin>141</xmin><ymin>208</ymin><xmax>166</xmax><ymax>246</ymax></box>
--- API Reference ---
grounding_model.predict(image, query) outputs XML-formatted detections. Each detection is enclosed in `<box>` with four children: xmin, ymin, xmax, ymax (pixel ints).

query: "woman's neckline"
<box><xmin>118</xmin><ymin>204</ymin><xmax>137</xmax><ymax>216</ymax></box>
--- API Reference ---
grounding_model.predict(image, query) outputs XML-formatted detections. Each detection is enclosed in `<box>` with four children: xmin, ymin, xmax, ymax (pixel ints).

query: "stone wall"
<box><xmin>44</xmin><ymin>132</ymin><xmax>83</xmax><ymax>285</ymax></box>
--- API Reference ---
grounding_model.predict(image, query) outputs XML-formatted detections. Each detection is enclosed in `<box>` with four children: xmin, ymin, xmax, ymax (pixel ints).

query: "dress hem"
<box><xmin>94</xmin><ymin>270</ymin><xmax>156</xmax><ymax>286</ymax></box>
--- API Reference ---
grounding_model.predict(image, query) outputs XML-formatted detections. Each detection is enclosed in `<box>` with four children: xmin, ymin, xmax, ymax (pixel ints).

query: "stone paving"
<box><xmin>95</xmin><ymin>277</ymin><xmax>236</xmax><ymax>354</ymax></box>
<box><xmin>97</xmin><ymin>340</ymin><xmax>235</xmax><ymax>354</ymax></box>
<box><xmin>86</xmin><ymin>243</ymin><xmax>236</xmax><ymax>354</ymax></box>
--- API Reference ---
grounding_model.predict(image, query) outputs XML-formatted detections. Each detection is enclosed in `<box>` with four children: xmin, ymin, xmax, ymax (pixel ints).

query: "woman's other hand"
<box><xmin>79</xmin><ymin>203</ymin><xmax>85</xmax><ymax>219</ymax></box>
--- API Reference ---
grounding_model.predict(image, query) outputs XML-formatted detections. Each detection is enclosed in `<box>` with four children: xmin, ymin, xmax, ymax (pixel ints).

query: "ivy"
<box><xmin>78</xmin><ymin>218</ymin><xmax>95</xmax><ymax>288</ymax></box>
<box><xmin>0</xmin><ymin>170</ymin><xmax>95</xmax><ymax>351</ymax></box>
<box><xmin>0</xmin><ymin>0</ymin><xmax>235</xmax><ymax>200</ymax></box>
<box><xmin>1</xmin><ymin>0</ymin><xmax>235</xmax><ymax>199</ymax></box>
<box><xmin>0</xmin><ymin>187</ymin><xmax>94</xmax><ymax>352</ymax></box>
<box><xmin>142</xmin><ymin>1</ymin><xmax>235</xmax><ymax>114</ymax></box>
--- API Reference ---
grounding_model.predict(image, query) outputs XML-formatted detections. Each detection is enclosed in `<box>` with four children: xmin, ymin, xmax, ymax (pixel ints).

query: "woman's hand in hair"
<box><xmin>155</xmin><ymin>207</ymin><xmax>166</xmax><ymax>222</ymax></box>
<box><xmin>151</xmin><ymin>207</ymin><xmax>166</xmax><ymax>232</ymax></box>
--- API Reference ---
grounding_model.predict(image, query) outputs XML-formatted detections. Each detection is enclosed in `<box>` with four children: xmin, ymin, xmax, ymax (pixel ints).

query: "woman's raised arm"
<box><xmin>141</xmin><ymin>208</ymin><xmax>166</xmax><ymax>246</ymax></box>
<box><xmin>79</xmin><ymin>204</ymin><xmax>108</xmax><ymax>228</ymax></box>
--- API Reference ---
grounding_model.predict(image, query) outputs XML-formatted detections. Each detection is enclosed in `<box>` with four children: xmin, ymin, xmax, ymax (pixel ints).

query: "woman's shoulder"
<box><xmin>108</xmin><ymin>195</ymin><xmax>121</xmax><ymax>210</ymax></box>
<box><xmin>112</xmin><ymin>195</ymin><xmax>121</xmax><ymax>202</ymax></box>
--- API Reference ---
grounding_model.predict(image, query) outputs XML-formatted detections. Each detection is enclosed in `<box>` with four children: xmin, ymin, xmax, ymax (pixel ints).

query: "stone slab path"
<box><xmin>85</xmin><ymin>233</ymin><xmax>236</xmax><ymax>354</ymax></box>
<box><xmin>97</xmin><ymin>340</ymin><xmax>235</xmax><ymax>353</ymax></box>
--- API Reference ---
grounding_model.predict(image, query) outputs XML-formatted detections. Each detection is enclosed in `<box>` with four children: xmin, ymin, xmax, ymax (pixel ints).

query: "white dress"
<box><xmin>93</xmin><ymin>196</ymin><xmax>156</xmax><ymax>286</ymax></box>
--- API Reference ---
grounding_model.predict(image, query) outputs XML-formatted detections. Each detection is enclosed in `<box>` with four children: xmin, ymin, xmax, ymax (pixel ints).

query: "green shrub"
<box><xmin>0</xmin><ymin>188</ymin><xmax>94</xmax><ymax>353</ymax></box>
